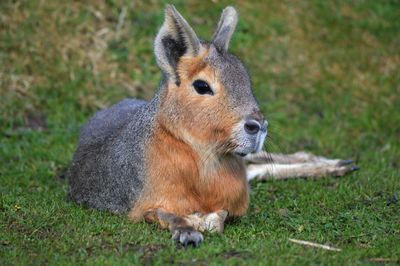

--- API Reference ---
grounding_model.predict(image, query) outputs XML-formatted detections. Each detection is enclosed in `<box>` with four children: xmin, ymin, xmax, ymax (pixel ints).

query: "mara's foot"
<box><xmin>172</xmin><ymin>226</ymin><xmax>204</xmax><ymax>247</ymax></box>
<box><xmin>246</xmin><ymin>151</ymin><xmax>359</xmax><ymax>180</ymax></box>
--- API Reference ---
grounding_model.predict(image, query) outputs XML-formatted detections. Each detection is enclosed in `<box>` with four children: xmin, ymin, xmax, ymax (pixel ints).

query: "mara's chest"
<box><xmin>138</xmin><ymin>126</ymin><xmax>249</xmax><ymax>218</ymax></box>
<box><xmin>146</xmin><ymin>145</ymin><xmax>249</xmax><ymax>216</ymax></box>
<box><xmin>196</xmin><ymin>156</ymin><xmax>249</xmax><ymax>216</ymax></box>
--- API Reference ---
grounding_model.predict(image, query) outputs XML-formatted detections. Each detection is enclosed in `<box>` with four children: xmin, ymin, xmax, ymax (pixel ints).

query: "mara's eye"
<box><xmin>192</xmin><ymin>80</ymin><xmax>214</xmax><ymax>96</ymax></box>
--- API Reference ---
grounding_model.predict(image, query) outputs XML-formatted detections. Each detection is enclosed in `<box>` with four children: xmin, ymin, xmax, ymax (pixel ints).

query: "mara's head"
<box><xmin>155</xmin><ymin>5</ymin><xmax>268</xmax><ymax>157</ymax></box>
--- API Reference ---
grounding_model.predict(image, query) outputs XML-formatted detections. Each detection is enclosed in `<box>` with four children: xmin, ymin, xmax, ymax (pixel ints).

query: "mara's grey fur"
<box><xmin>68</xmin><ymin>97</ymin><xmax>157</xmax><ymax>213</ymax></box>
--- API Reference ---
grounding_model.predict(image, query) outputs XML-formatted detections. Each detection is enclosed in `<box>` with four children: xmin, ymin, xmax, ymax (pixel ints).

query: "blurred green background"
<box><xmin>1</xmin><ymin>0</ymin><xmax>399</xmax><ymax>265</ymax></box>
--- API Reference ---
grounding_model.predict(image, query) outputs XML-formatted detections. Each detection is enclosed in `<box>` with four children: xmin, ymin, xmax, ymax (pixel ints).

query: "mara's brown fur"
<box><xmin>129</xmin><ymin>50</ymin><xmax>249</xmax><ymax>222</ymax></box>
<box><xmin>129</xmin><ymin>121</ymin><xmax>249</xmax><ymax>222</ymax></box>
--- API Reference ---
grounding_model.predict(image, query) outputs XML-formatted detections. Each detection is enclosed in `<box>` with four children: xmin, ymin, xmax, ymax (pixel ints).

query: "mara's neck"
<box><xmin>151</xmin><ymin>119</ymin><xmax>246</xmax><ymax>181</ymax></box>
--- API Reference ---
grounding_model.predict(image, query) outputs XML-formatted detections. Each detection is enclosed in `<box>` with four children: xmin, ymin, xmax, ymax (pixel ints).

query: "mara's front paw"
<box><xmin>172</xmin><ymin>227</ymin><xmax>204</xmax><ymax>247</ymax></box>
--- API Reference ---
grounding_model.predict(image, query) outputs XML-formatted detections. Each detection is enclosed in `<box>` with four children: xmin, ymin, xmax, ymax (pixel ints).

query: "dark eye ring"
<box><xmin>192</xmin><ymin>80</ymin><xmax>214</xmax><ymax>96</ymax></box>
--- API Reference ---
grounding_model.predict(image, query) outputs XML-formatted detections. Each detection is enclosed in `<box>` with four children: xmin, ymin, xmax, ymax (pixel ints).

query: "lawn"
<box><xmin>1</xmin><ymin>0</ymin><xmax>399</xmax><ymax>265</ymax></box>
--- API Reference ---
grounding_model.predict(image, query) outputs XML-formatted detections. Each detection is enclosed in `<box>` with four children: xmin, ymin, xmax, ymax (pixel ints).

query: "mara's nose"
<box><xmin>244</xmin><ymin>111</ymin><xmax>268</xmax><ymax>135</ymax></box>
<box><xmin>244</xmin><ymin>119</ymin><xmax>261</xmax><ymax>135</ymax></box>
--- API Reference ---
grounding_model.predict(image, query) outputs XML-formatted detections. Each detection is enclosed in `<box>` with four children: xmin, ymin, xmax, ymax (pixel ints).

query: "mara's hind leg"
<box><xmin>245</xmin><ymin>151</ymin><xmax>359</xmax><ymax>181</ymax></box>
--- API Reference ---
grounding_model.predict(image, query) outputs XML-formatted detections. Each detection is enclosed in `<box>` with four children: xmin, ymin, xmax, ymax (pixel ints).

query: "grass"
<box><xmin>1</xmin><ymin>0</ymin><xmax>399</xmax><ymax>265</ymax></box>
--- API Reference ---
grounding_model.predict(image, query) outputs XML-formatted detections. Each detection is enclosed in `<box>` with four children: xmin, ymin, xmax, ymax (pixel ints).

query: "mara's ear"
<box><xmin>154</xmin><ymin>5</ymin><xmax>201</xmax><ymax>83</ymax></box>
<box><xmin>211</xmin><ymin>6</ymin><xmax>238</xmax><ymax>52</ymax></box>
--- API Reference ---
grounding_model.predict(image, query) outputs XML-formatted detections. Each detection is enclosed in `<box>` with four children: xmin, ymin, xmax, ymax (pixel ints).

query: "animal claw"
<box><xmin>172</xmin><ymin>227</ymin><xmax>204</xmax><ymax>248</ymax></box>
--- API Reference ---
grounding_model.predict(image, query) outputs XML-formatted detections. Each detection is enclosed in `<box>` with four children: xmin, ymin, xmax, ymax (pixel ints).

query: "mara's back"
<box><xmin>68</xmin><ymin>97</ymin><xmax>159</xmax><ymax>214</ymax></box>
